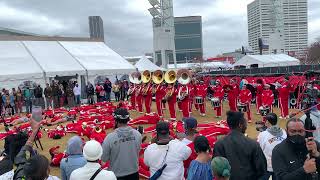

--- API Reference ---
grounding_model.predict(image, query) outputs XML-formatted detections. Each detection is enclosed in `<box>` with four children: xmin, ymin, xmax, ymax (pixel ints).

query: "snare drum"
<box><xmin>195</xmin><ymin>96</ymin><xmax>204</xmax><ymax>105</ymax></box>
<box><xmin>259</xmin><ymin>106</ymin><xmax>270</xmax><ymax>116</ymax></box>
<box><xmin>237</xmin><ymin>103</ymin><xmax>248</xmax><ymax>112</ymax></box>
<box><xmin>211</xmin><ymin>97</ymin><xmax>220</xmax><ymax>108</ymax></box>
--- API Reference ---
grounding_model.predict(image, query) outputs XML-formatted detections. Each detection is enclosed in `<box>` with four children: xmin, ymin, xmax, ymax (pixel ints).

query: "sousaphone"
<box><xmin>142</xmin><ymin>70</ymin><xmax>152</xmax><ymax>83</ymax></box>
<box><xmin>177</xmin><ymin>69</ymin><xmax>192</xmax><ymax>85</ymax></box>
<box><xmin>152</xmin><ymin>70</ymin><xmax>164</xmax><ymax>84</ymax></box>
<box><xmin>164</xmin><ymin>70</ymin><xmax>177</xmax><ymax>84</ymax></box>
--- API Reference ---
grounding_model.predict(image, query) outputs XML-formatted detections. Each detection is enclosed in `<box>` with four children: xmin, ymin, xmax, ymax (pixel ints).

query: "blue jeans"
<box><xmin>105</xmin><ymin>92</ymin><xmax>111</xmax><ymax>102</ymax></box>
<box><xmin>25</xmin><ymin>99</ymin><xmax>32</xmax><ymax>113</ymax></box>
<box><xmin>75</xmin><ymin>95</ymin><xmax>81</xmax><ymax>105</ymax></box>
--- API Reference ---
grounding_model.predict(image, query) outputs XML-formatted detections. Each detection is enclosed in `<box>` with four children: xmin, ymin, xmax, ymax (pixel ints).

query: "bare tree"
<box><xmin>301</xmin><ymin>39</ymin><xmax>320</xmax><ymax>65</ymax></box>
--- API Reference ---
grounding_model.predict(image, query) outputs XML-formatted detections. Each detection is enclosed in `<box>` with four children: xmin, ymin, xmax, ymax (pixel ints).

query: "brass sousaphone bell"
<box><xmin>152</xmin><ymin>70</ymin><xmax>164</xmax><ymax>84</ymax></box>
<box><xmin>130</xmin><ymin>72</ymin><xmax>142</xmax><ymax>84</ymax></box>
<box><xmin>164</xmin><ymin>70</ymin><xmax>177</xmax><ymax>84</ymax></box>
<box><xmin>142</xmin><ymin>70</ymin><xmax>152</xmax><ymax>83</ymax></box>
<box><xmin>177</xmin><ymin>69</ymin><xmax>192</xmax><ymax>85</ymax></box>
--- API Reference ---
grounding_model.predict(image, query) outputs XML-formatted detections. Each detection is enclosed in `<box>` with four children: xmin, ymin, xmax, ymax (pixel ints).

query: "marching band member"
<box><xmin>239</xmin><ymin>83</ymin><xmax>252</xmax><ymax>122</ymax></box>
<box><xmin>212</xmin><ymin>80</ymin><xmax>224</xmax><ymax>118</ymax></box>
<box><xmin>143</xmin><ymin>82</ymin><xmax>153</xmax><ymax>115</ymax></box>
<box><xmin>179</xmin><ymin>84</ymin><xmax>190</xmax><ymax>118</ymax></box>
<box><xmin>255</xmin><ymin>79</ymin><xmax>264</xmax><ymax>114</ymax></box>
<box><xmin>166</xmin><ymin>83</ymin><xmax>178</xmax><ymax>121</ymax></box>
<box><xmin>261</xmin><ymin>84</ymin><xmax>274</xmax><ymax>112</ymax></box>
<box><xmin>195</xmin><ymin>80</ymin><xmax>208</xmax><ymax>116</ymax></box>
<box><xmin>227</xmin><ymin>79</ymin><xmax>239</xmax><ymax>112</ymax></box>
<box><xmin>128</xmin><ymin>83</ymin><xmax>136</xmax><ymax>111</ymax></box>
<box><xmin>188</xmin><ymin>80</ymin><xmax>196</xmax><ymax>114</ymax></box>
<box><xmin>277</xmin><ymin>77</ymin><xmax>291</xmax><ymax>119</ymax></box>
<box><xmin>136</xmin><ymin>83</ymin><xmax>144</xmax><ymax>113</ymax></box>
<box><xmin>155</xmin><ymin>82</ymin><xmax>166</xmax><ymax>118</ymax></box>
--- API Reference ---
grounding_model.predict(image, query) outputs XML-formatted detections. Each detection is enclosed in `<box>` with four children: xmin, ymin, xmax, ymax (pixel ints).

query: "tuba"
<box><xmin>152</xmin><ymin>70</ymin><xmax>164</xmax><ymax>95</ymax></box>
<box><xmin>164</xmin><ymin>70</ymin><xmax>177</xmax><ymax>84</ymax></box>
<box><xmin>95</xmin><ymin>126</ymin><xmax>102</xmax><ymax>133</ymax></box>
<box><xmin>142</xmin><ymin>70</ymin><xmax>152</xmax><ymax>83</ymax></box>
<box><xmin>152</xmin><ymin>70</ymin><xmax>164</xmax><ymax>84</ymax></box>
<box><xmin>177</xmin><ymin>69</ymin><xmax>192</xmax><ymax>85</ymax></box>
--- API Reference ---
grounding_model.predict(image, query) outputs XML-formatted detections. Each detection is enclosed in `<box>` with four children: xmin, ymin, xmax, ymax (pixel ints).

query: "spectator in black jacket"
<box><xmin>214</xmin><ymin>111</ymin><xmax>267</xmax><ymax>180</ymax></box>
<box><xmin>272</xmin><ymin>118</ymin><xmax>320</xmax><ymax>180</ymax></box>
<box><xmin>86</xmin><ymin>82</ymin><xmax>95</xmax><ymax>104</ymax></box>
<box><xmin>34</xmin><ymin>85</ymin><xmax>43</xmax><ymax>108</ymax></box>
<box><xmin>104</xmin><ymin>78</ymin><xmax>112</xmax><ymax>102</ymax></box>
<box><xmin>44</xmin><ymin>83</ymin><xmax>53</xmax><ymax>110</ymax></box>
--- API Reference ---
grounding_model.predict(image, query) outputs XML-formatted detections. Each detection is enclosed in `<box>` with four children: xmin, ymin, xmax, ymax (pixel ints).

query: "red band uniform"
<box><xmin>143</xmin><ymin>83</ymin><xmax>153</xmax><ymax>114</ymax></box>
<box><xmin>261</xmin><ymin>85</ymin><xmax>274</xmax><ymax>112</ymax></box>
<box><xmin>277</xmin><ymin>80</ymin><xmax>291</xmax><ymax>118</ymax></box>
<box><xmin>166</xmin><ymin>84</ymin><xmax>178</xmax><ymax>120</ymax></box>
<box><xmin>212</xmin><ymin>82</ymin><xmax>224</xmax><ymax>117</ymax></box>
<box><xmin>195</xmin><ymin>82</ymin><xmax>208</xmax><ymax>116</ymax></box>
<box><xmin>188</xmin><ymin>83</ymin><xmax>195</xmax><ymax>113</ymax></box>
<box><xmin>129</xmin><ymin>83</ymin><xmax>136</xmax><ymax>111</ymax></box>
<box><xmin>239</xmin><ymin>85</ymin><xmax>252</xmax><ymax>122</ymax></box>
<box><xmin>155</xmin><ymin>83</ymin><xmax>166</xmax><ymax>118</ymax></box>
<box><xmin>178</xmin><ymin>85</ymin><xmax>190</xmax><ymax>118</ymax></box>
<box><xmin>136</xmin><ymin>84</ymin><xmax>144</xmax><ymax>113</ymax></box>
<box><xmin>227</xmin><ymin>80</ymin><xmax>239</xmax><ymax>112</ymax></box>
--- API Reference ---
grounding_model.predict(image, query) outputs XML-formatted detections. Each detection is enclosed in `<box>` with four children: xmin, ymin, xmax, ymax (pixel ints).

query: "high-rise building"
<box><xmin>89</xmin><ymin>16</ymin><xmax>104</xmax><ymax>41</ymax></box>
<box><xmin>247</xmin><ymin>0</ymin><xmax>308</xmax><ymax>57</ymax></box>
<box><xmin>174</xmin><ymin>16</ymin><xmax>203</xmax><ymax>64</ymax></box>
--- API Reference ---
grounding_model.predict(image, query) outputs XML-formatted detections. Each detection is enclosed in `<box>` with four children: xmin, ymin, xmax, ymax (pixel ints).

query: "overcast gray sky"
<box><xmin>0</xmin><ymin>0</ymin><xmax>319</xmax><ymax>57</ymax></box>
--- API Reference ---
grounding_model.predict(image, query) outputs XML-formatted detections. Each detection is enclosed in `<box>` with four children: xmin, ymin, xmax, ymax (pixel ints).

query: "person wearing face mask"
<box><xmin>272</xmin><ymin>118</ymin><xmax>320</xmax><ymax>180</ymax></box>
<box><xmin>214</xmin><ymin>111</ymin><xmax>267</xmax><ymax>180</ymax></box>
<box><xmin>257</xmin><ymin>113</ymin><xmax>287</xmax><ymax>180</ymax></box>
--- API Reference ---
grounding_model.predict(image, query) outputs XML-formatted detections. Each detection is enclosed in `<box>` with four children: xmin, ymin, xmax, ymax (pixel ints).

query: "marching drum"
<box><xmin>211</xmin><ymin>97</ymin><xmax>220</xmax><ymax>108</ymax></box>
<box><xmin>259</xmin><ymin>106</ymin><xmax>270</xmax><ymax>116</ymax></box>
<box><xmin>195</xmin><ymin>96</ymin><xmax>204</xmax><ymax>105</ymax></box>
<box><xmin>237</xmin><ymin>103</ymin><xmax>248</xmax><ymax>112</ymax></box>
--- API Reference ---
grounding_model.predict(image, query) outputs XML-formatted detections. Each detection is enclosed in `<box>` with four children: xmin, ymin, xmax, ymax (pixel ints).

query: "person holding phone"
<box><xmin>272</xmin><ymin>118</ymin><xmax>320</xmax><ymax>180</ymax></box>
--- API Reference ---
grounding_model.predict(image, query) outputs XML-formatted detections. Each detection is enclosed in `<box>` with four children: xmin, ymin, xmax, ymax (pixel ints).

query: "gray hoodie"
<box><xmin>101</xmin><ymin>126</ymin><xmax>142</xmax><ymax>177</ymax></box>
<box><xmin>300</xmin><ymin>110</ymin><xmax>320</xmax><ymax>142</ymax></box>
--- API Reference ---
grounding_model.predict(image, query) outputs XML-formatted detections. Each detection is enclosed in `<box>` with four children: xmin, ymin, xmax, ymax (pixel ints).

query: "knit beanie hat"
<box><xmin>211</xmin><ymin>157</ymin><xmax>231</xmax><ymax>177</ymax></box>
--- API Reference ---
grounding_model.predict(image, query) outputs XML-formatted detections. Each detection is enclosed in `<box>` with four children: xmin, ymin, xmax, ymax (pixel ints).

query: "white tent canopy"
<box><xmin>23</xmin><ymin>41</ymin><xmax>86</xmax><ymax>77</ymax></box>
<box><xmin>135</xmin><ymin>56</ymin><xmax>166</xmax><ymax>71</ymax></box>
<box><xmin>168</xmin><ymin>61</ymin><xmax>230</xmax><ymax>70</ymax></box>
<box><xmin>0</xmin><ymin>41</ymin><xmax>135</xmax><ymax>89</ymax></box>
<box><xmin>0</xmin><ymin>41</ymin><xmax>44</xmax><ymax>88</ymax></box>
<box><xmin>60</xmin><ymin>42</ymin><xmax>135</xmax><ymax>76</ymax></box>
<box><xmin>233</xmin><ymin>54</ymin><xmax>300</xmax><ymax>68</ymax></box>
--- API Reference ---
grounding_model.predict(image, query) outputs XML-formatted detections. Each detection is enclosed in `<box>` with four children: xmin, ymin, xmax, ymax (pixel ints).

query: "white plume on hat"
<box><xmin>83</xmin><ymin>140</ymin><xmax>103</xmax><ymax>161</ymax></box>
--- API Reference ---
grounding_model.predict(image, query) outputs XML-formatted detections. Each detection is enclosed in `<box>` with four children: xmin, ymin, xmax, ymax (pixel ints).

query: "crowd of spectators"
<box><xmin>1</xmin><ymin>106</ymin><xmax>320</xmax><ymax>180</ymax></box>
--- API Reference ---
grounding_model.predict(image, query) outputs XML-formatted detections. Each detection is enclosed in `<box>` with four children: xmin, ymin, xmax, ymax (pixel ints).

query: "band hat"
<box><xmin>83</xmin><ymin>140</ymin><xmax>103</xmax><ymax>161</ymax></box>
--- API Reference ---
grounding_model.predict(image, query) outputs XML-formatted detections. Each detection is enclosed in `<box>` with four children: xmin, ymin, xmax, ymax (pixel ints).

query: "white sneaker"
<box><xmin>279</xmin><ymin>116</ymin><xmax>283</xmax><ymax>119</ymax></box>
<box><xmin>201</xmin><ymin>114</ymin><xmax>206</xmax><ymax>117</ymax></box>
